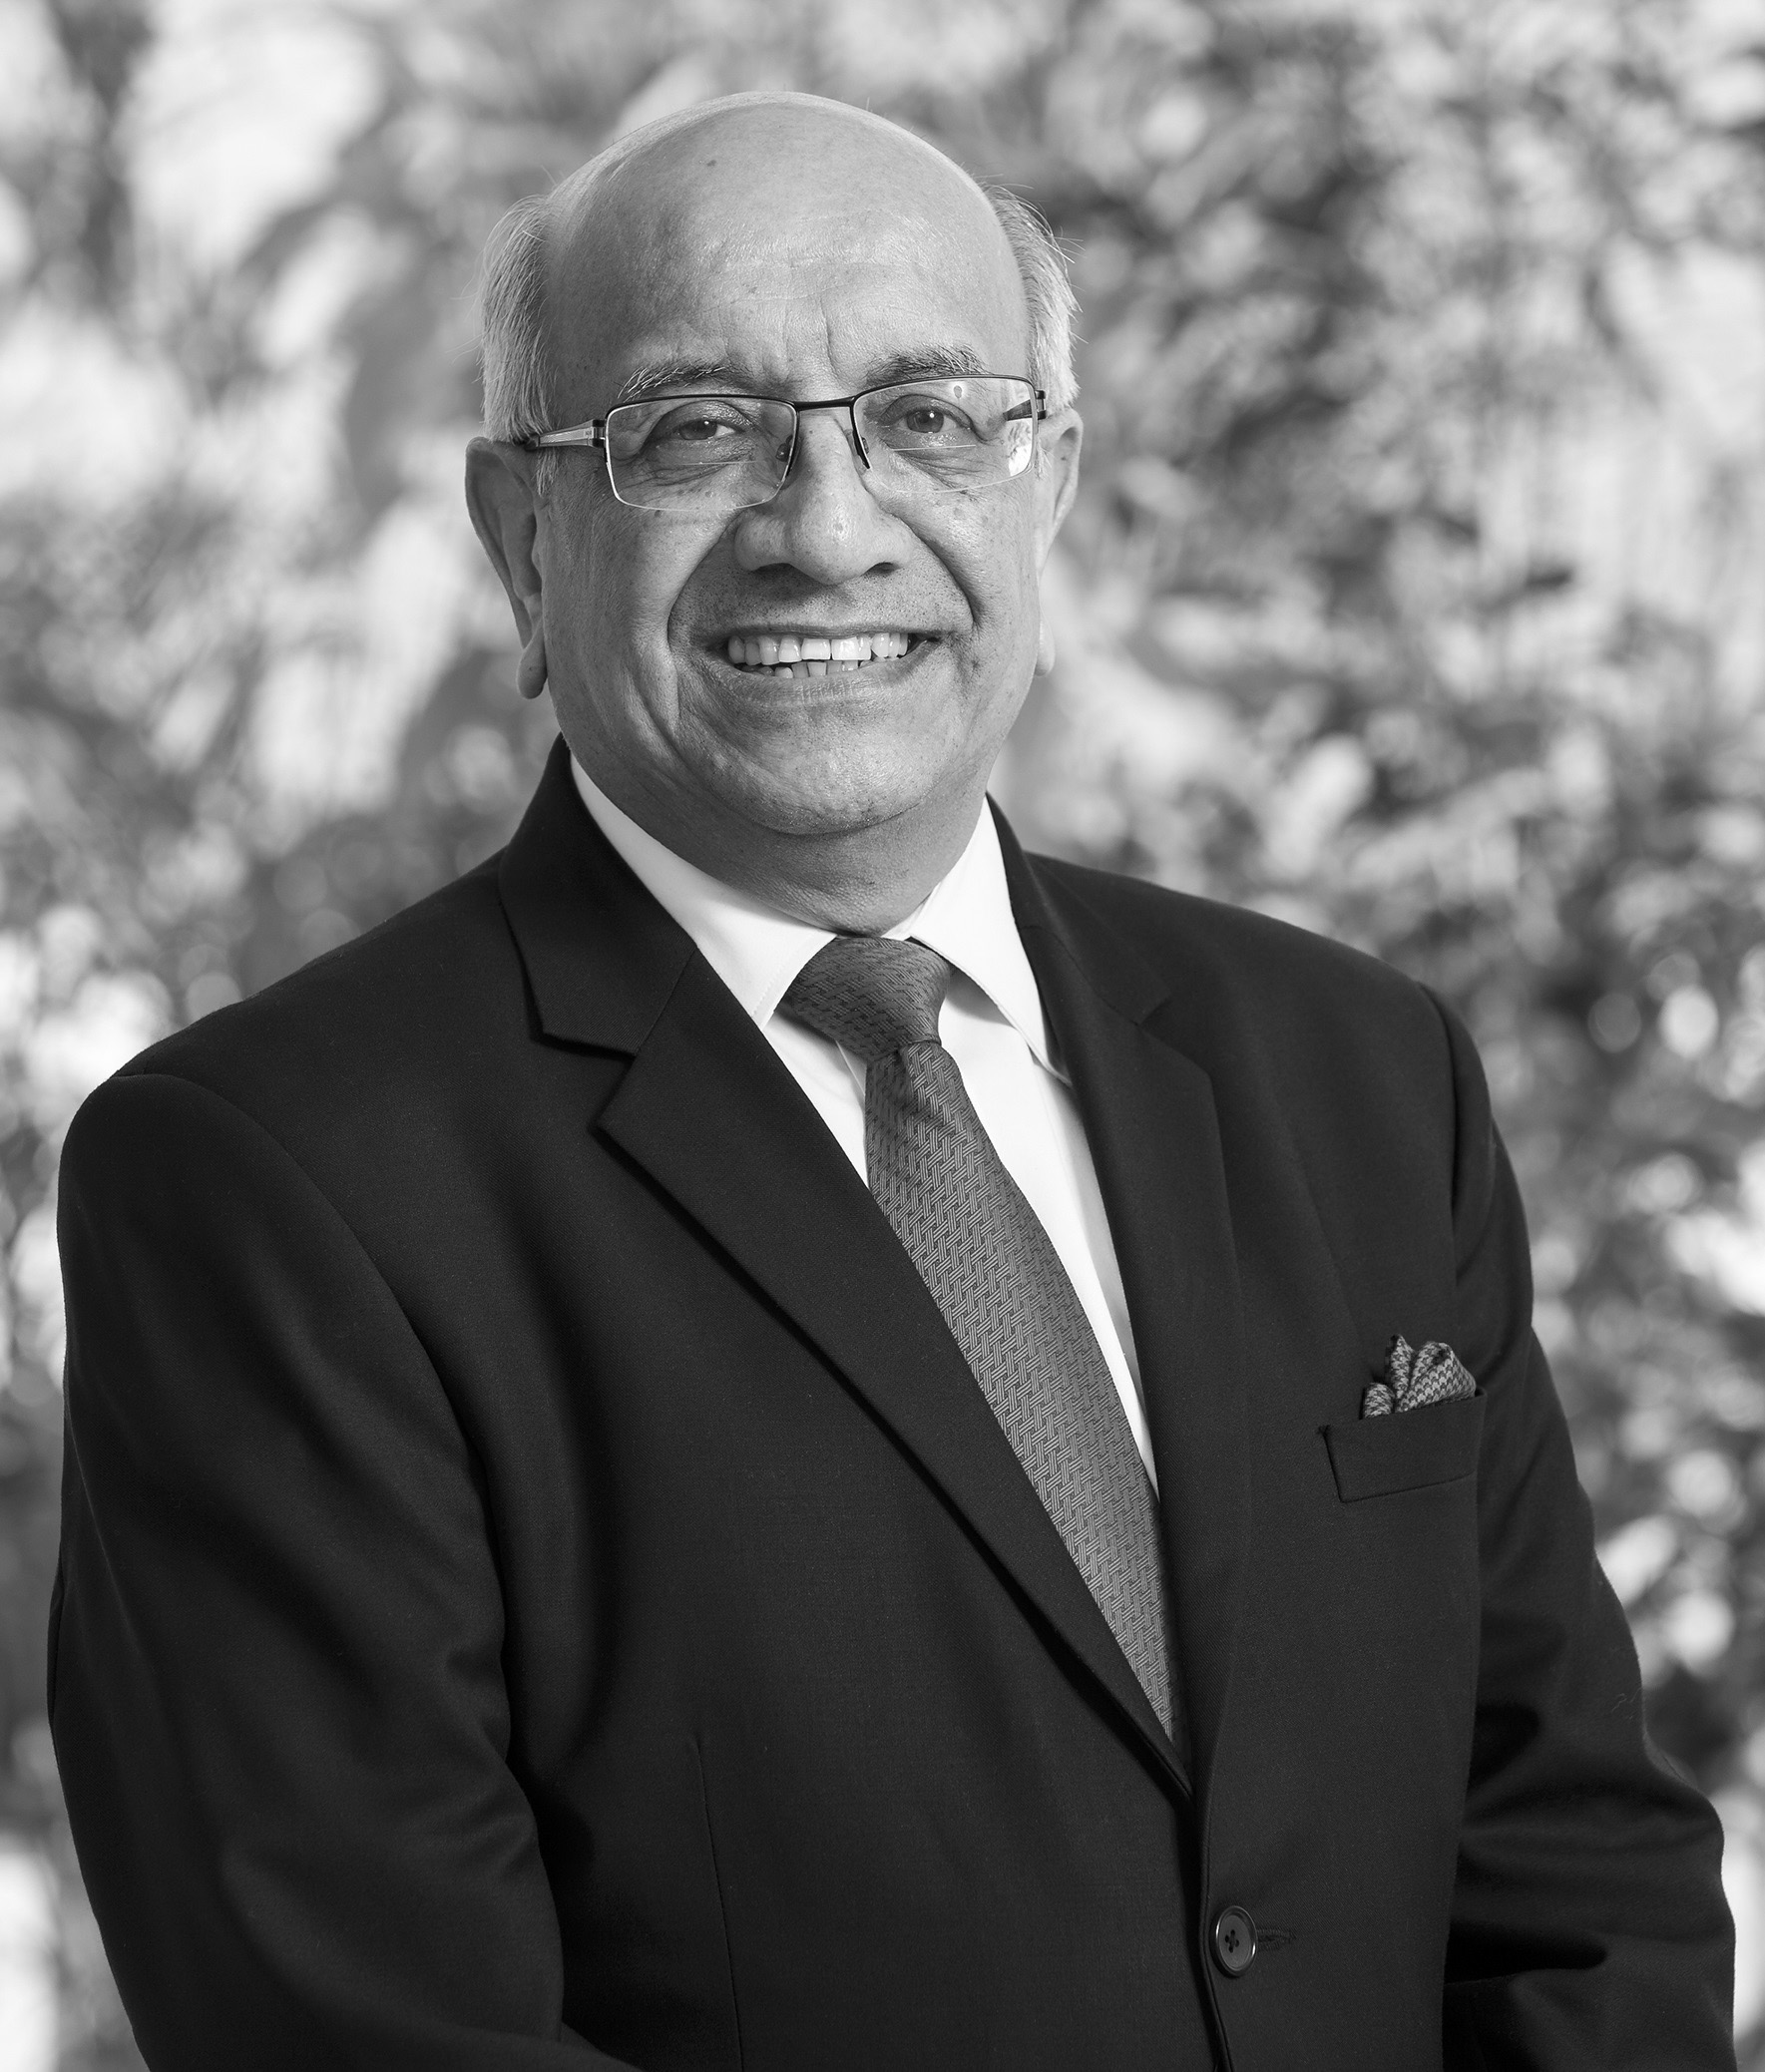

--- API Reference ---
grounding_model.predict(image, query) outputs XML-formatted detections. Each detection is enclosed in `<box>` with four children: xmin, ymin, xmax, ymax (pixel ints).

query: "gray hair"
<box><xmin>479</xmin><ymin>189</ymin><xmax>554</xmax><ymax>449</ymax></box>
<box><xmin>978</xmin><ymin>182</ymin><xmax>1079</xmax><ymax>416</ymax></box>
<box><xmin>478</xmin><ymin>174</ymin><xmax>1078</xmax><ymax>463</ymax></box>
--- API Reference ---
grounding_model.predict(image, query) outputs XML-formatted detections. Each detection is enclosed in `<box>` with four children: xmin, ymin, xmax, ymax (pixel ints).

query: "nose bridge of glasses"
<box><xmin>785</xmin><ymin>396</ymin><xmax>872</xmax><ymax>479</ymax></box>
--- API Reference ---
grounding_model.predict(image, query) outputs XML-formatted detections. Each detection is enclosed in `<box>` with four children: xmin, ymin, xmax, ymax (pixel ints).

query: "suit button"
<box><xmin>1211</xmin><ymin>1904</ymin><xmax>1257</xmax><ymax>1976</ymax></box>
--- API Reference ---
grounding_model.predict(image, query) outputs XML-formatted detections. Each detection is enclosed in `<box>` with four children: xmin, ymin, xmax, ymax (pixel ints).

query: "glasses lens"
<box><xmin>856</xmin><ymin>378</ymin><xmax>1038</xmax><ymax>493</ymax></box>
<box><xmin>605</xmin><ymin>396</ymin><xmax>796</xmax><ymax>513</ymax></box>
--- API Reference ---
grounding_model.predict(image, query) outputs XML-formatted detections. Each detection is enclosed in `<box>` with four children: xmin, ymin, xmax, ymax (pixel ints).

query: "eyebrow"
<box><xmin>617</xmin><ymin>359</ymin><xmax>736</xmax><ymax>404</ymax></box>
<box><xmin>615</xmin><ymin>343</ymin><xmax>995</xmax><ymax>406</ymax></box>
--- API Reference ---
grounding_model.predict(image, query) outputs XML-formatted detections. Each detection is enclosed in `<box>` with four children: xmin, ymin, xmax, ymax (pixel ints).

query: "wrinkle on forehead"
<box><xmin>676</xmin><ymin>213</ymin><xmax>970</xmax><ymax>270</ymax></box>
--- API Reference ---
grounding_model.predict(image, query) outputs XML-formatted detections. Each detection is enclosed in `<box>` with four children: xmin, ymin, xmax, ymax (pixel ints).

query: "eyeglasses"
<box><xmin>525</xmin><ymin>375</ymin><xmax>1046</xmax><ymax>518</ymax></box>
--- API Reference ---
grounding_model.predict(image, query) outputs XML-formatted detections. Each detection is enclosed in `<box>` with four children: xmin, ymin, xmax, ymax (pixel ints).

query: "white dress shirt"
<box><xmin>571</xmin><ymin>759</ymin><xmax>1155</xmax><ymax>1484</ymax></box>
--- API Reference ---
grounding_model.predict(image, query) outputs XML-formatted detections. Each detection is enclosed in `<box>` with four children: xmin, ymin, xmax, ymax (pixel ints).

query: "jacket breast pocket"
<box><xmin>1322</xmin><ymin>1392</ymin><xmax>1485</xmax><ymax>1501</ymax></box>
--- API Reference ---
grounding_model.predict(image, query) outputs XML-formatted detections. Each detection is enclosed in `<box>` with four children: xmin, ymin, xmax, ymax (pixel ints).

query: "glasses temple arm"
<box><xmin>524</xmin><ymin>422</ymin><xmax>606</xmax><ymax>451</ymax></box>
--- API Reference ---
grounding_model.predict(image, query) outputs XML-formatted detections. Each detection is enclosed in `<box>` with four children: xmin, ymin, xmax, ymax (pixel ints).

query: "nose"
<box><xmin>729</xmin><ymin>408</ymin><xmax>904</xmax><ymax>585</ymax></box>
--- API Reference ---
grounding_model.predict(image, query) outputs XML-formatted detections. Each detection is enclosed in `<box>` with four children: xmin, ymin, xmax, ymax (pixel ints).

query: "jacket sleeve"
<box><xmin>52</xmin><ymin>1068</ymin><xmax>642</xmax><ymax>2072</ymax></box>
<box><xmin>1430</xmin><ymin>996</ymin><xmax>1736</xmax><ymax>2068</ymax></box>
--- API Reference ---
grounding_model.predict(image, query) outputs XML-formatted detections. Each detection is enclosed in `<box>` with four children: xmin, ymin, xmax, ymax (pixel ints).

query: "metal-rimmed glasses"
<box><xmin>525</xmin><ymin>375</ymin><xmax>1047</xmax><ymax>518</ymax></box>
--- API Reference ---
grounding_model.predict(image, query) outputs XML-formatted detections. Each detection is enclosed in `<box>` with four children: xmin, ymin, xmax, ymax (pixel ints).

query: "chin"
<box><xmin>708</xmin><ymin>748</ymin><xmax>947</xmax><ymax>843</ymax></box>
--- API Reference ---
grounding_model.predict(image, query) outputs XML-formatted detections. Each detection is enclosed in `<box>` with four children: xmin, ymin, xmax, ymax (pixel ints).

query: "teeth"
<box><xmin>725</xmin><ymin>630</ymin><xmax>913</xmax><ymax>672</ymax></box>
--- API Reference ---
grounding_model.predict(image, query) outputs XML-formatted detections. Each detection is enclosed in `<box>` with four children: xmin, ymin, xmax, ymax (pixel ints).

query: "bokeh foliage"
<box><xmin>1</xmin><ymin>0</ymin><xmax>1762</xmax><ymax>2060</ymax></box>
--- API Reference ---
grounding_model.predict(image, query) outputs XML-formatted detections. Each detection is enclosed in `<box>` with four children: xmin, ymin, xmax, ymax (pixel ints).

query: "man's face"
<box><xmin>511</xmin><ymin>105</ymin><xmax>1080</xmax><ymax>876</ymax></box>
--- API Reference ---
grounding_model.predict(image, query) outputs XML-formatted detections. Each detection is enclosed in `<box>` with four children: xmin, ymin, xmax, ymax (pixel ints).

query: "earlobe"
<box><xmin>517</xmin><ymin>626</ymin><xmax>548</xmax><ymax>701</ymax></box>
<box><xmin>1035</xmin><ymin>619</ymin><xmax>1057</xmax><ymax>676</ymax></box>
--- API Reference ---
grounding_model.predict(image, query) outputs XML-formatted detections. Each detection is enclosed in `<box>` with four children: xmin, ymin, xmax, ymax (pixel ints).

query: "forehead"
<box><xmin>545</xmin><ymin>111</ymin><xmax>1029</xmax><ymax>409</ymax></box>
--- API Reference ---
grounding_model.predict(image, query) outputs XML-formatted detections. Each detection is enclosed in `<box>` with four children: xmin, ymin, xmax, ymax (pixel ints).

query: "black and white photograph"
<box><xmin>0</xmin><ymin>0</ymin><xmax>1762</xmax><ymax>2065</ymax></box>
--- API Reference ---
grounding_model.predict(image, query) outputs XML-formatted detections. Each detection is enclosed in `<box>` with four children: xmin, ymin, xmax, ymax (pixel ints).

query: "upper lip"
<box><xmin>717</xmin><ymin>626</ymin><xmax>927</xmax><ymax>640</ymax></box>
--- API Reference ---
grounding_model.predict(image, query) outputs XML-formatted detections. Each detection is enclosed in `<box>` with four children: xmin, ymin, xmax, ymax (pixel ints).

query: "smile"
<box><xmin>722</xmin><ymin>630</ymin><xmax>918</xmax><ymax>679</ymax></box>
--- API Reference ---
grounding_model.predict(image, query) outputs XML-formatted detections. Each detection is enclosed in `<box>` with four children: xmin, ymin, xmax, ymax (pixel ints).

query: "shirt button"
<box><xmin>1211</xmin><ymin>1904</ymin><xmax>1258</xmax><ymax>1976</ymax></box>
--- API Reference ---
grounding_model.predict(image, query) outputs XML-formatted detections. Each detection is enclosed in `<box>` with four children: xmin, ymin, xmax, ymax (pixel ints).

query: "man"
<box><xmin>52</xmin><ymin>93</ymin><xmax>1733</xmax><ymax>2071</ymax></box>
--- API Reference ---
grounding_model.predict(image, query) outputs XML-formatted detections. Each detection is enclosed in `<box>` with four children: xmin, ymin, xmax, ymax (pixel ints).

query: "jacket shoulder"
<box><xmin>1028</xmin><ymin>852</ymin><xmax>1441</xmax><ymax>1035</ymax></box>
<box><xmin>92</xmin><ymin>858</ymin><xmax>527</xmax><ymax>1144</ymax></box>
<box><xmin>1025</xmin><ymin>851</ymin><xmax>1469</xmax><ymax>1201</ymax></box>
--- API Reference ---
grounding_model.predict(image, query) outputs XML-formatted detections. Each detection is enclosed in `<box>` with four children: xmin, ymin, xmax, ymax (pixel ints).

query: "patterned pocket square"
<box><xmin>1362</xmin><ymin>1334</ymin><xmax>1477</xmax><ymax>1418</ymax></box>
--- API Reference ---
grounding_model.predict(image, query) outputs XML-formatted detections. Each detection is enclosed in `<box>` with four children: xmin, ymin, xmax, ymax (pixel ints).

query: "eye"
<box><xmin>872</xmin><ymin>393</ymin><xmax>984</xmax><ymax>446</ymax></box>
<box><xmin>649</xmin><ymin>405</ymin><xmax>749</xmax><ymax>446</ymax></box>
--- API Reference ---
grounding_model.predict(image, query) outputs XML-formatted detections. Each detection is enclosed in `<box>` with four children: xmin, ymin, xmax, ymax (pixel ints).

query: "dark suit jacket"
<box><xmin>52</xmin><ymin>740</ymin><xmax>1732</xmax><ymax>2071</ymax></box>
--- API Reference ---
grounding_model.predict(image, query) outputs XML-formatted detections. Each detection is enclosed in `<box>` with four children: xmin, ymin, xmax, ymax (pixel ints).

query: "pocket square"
<box><xmin>1362</xmin><ymin>1334</ymin><xmax>1477</xmax><ymax>1418</ymax></box>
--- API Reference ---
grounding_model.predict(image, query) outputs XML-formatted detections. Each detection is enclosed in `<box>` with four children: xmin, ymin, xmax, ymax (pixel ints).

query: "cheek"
<box><xmin>556</xmin><ymin>503</ymin><xmax>703</xmax><ymax>668</ymax></box>
<box><xmin>939</xmin><ymin>501</ymin><xmax>1041</xmax><ymax>627</ymax></box>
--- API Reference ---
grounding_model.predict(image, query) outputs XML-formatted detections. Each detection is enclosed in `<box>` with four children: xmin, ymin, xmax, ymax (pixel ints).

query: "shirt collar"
<box><xmin>570</xmin><ymin>757</ymin><xmax>1054</xmax><ymax>1069</ymax></box>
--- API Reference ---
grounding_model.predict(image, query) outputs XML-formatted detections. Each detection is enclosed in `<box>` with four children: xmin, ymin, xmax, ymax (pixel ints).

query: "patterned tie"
<box><xmin>782</xmin><ymin>934</ymin><xmax>1178</xmax><ymax>1745</ymax></box>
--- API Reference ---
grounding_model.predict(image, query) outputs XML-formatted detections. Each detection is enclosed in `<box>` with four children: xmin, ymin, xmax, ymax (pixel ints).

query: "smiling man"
<box><xmin>52</xmin><ymin>94</ymin><xmax>1734</xmax><ymax>2072</ymax></box>
<box><xmin>469</xmin><ymin>100</ymin><xmax>1073</xmax><ymax>933</ymax></box>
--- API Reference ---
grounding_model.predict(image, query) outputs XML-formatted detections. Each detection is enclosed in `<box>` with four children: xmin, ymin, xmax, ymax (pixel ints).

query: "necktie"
<box><xmin>782</xmin><ymin>935</ymin><xmax>1177</xmax><ymax>1745</ymax></box>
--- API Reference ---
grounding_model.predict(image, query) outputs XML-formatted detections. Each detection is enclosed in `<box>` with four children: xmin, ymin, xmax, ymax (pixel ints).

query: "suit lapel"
<box><xmin>1000</xmin><ymin>817</ymin><xmax>1251</xmax><ymax>1793</ymax></box>
<box><xmin>497</xmin><ymin>746</ymin><xmax>1186</xmax><ymax>1791</ymax></box>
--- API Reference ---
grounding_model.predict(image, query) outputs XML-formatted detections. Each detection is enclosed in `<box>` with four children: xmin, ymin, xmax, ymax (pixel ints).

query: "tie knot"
<box><xmin>781</xmin><ymin>936</ymin><xmax>952</xmax><ymax>1063</ymax></box>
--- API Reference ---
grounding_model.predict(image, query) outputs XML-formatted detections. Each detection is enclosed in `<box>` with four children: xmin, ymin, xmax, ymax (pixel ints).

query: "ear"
<box><xmin>466</xmin><ymin>437</ymin><xmax>549</xmax><ymax>698</ymax></box>
<box><xmin>1032</xmin><ymin>407</ymin><xmax>1083</xmax><ymax>568</ymax></box>
<box><xmin>1035</xmin><ymin>617</ymin><xmax>1058</xmax><ymax>676</ymax></box>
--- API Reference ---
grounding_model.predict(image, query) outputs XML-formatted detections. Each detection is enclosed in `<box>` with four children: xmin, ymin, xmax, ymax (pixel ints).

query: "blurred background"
<box><xmin>1</xmin><ymin>0</ymin><xmax>1762</xmax><ymax>2061</ymax></box>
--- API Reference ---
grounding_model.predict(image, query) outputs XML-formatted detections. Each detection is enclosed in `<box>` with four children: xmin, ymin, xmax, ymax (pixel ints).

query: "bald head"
<box><xmin>556</xmin><ymin>95</ymin><xmax>1004</xmax><ymax>267</ymax></box>
<box><xmin>480</xmin><ymin>94</ymin><xmax>1076</xmax><ymax>448</ymax></box>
